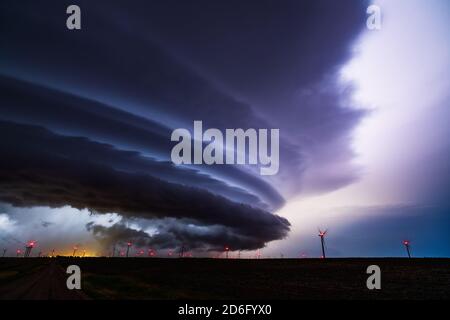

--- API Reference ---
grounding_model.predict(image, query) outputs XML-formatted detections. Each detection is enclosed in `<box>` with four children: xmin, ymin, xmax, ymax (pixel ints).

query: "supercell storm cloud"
<box><xmin>4</xmin><ymin>0</ymin><xmax>447</xmax><ymax>256</ymax></box>
<box><xmin>0</xmin><ymin>0</ymin><xmax>369</xmax><ymax>252</ymax></box>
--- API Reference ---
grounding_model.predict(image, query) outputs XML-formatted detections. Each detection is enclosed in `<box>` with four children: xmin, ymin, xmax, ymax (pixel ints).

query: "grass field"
<box><xmin>0</xmin><ymin>257</ymin><xmax>449</xmax><ymax>299</ymax></box>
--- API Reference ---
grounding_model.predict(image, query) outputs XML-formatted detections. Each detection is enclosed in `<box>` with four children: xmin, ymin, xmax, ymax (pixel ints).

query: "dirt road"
<box><xmin>0</xmin><ymin>260</ymin><xmax>89</xmax><ymax>300</ymax></box>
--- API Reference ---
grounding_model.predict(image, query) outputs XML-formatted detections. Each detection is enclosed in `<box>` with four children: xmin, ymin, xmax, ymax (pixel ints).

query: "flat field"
<box><xmin>0</xmin><ymin>258</ymin><xmax>448</xmax><ymax>299</ymax></box>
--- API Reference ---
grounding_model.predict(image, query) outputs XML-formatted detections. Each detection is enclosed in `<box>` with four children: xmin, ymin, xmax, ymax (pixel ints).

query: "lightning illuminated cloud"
<box><xmin>0</xmin><ymin>0</ymin><xmax>397</xmax><ymax>254</ymax></box>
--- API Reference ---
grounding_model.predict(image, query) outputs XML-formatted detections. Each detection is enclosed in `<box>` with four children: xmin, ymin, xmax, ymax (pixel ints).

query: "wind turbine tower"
<box><xmin>24</xmin><ymin>241</ymin><xmax>36</xmax><ymax>257</ymax></box>
<box><xmin>403</xmin><ymin>240</ymin><xmax>412</xmax><ymax>258</ymax></box>
<box><xmin>179</xmin><ymin>244</ymin><xmax>185</xmax><ymax>258</ymax></box>
<box><xmin>318</xmin><ymin>229</ymin><xmax>327</xmax><ymax>259</ymax></box>
<box><xmin>126</xmin><ymin>242</ymin><xmax>132</xmax><ymax>258</ymax></box>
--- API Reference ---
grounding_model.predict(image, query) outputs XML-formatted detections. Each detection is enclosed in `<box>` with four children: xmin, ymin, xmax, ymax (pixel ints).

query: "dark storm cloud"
<box><xmin>0</xmin><ymin>1</ymin><xmax>369</xmax><ymax>249</ymax></box>
<box><xmin>0</xmin><ymin>75</ymin><xmax>284</xmax><ymax>210</ymax></box>
<box><xmin>86</xmin><ymin>222</ymin><xmax>152</xmax><ymax>249</ymax></box>
<box><xmin>105</xmin><ymin>0</ymin><xmax>369</xmax><ymax>195</ymax></box>
<box><xmin>0</xmin><ymin>121</ymin><xmax>290</xmax><ymax>249</ymax></box>
<box><xmin>87</xmin><ymin>218</ymin><xmax>269</xmax><ymax>251</ymax></box>
<box><xmin>0</xmin><ymin>0</ymin><xmax>368</xmax><ymax>197</ymax></box>
<box><xmin>277</xmin><ymin>78</ymin><xmax>366</xmax><ymax>194</ymax></box>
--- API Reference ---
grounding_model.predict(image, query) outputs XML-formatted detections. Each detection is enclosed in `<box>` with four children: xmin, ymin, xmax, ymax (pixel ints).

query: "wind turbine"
<box><xmin>224</xmin><ymin>246</ymin><xmax>230</xmax><ymax>259</ymax></box>
<box><xmin>403</xmin><ymin>240</ymin><xmax>412</xmax><ymax>258</ymax></box>
<box><xmin>72</xmin><ymin>246</ymin><xmax>78</xmax><ymax>257</ymax></box>
<box><xmin>2</xmin><ymin>248</ymin><xmax>6</xmax><ymax>257</ymax></box>
<box><xmin>24</xmin><ymin>240</ymin><xmax>36</xmax><ymax>257</ymax></box>
<box><xmin>126</xmin><ymin>242</ymin><xmax>132</xmax><ymax>257</ymax></box>
<box><xmin>179</xmin><ymin>244</ymin><xmax>185</xmax><ymax>258</ymax></box>
<box><xmin>318</xmin><ymin>229</ymin><xmax>328</xmax><ymax>259</ymax></box>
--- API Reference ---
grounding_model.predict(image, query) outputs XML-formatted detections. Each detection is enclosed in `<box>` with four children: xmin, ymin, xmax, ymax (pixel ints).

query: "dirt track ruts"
<box><xmin>0</xmin><ymin>261</ymin><xmax>89</xmax><ymax>300</ymax></box>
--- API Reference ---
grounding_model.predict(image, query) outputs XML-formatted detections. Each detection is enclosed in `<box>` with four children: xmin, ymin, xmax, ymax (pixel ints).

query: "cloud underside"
<box><xmin>86</xmin><ymin>219</ymin><xmax>275</xmax><ymax>252</ymax></box>
<box><xmin>0</xmin><ymin>121</ymin><xmax>289</xmax><ymax>250</ymax></box>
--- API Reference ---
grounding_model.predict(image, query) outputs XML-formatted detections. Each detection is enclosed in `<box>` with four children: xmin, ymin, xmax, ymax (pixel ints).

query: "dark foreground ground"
<box><xmin>0</xmin><ymin>258</ymin><xmax>449</xmax><ymax>300</ymax></box>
